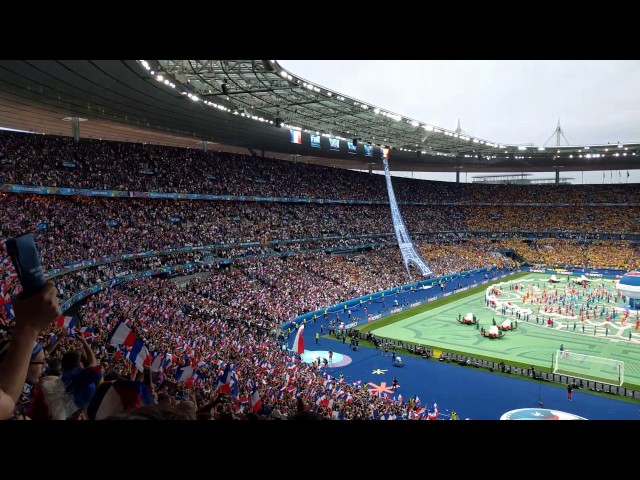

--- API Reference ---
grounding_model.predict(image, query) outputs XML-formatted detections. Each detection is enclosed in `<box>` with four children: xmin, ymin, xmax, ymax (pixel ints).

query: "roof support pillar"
<box><xmin>71</xmin><ymin>117</ymin><xmax>80</xmax><ymax>142</ymax></box>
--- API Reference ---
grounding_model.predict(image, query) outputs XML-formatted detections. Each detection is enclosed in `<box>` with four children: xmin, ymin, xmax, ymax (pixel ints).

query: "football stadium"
<box><xmin>0</xmin><ymin>60</ymin><xmax>639</xmax><ymax>421</ymax></box>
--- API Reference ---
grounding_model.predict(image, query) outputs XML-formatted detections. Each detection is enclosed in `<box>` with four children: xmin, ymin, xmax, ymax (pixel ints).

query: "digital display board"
<box><xmin>364</xmin><ymin>144</ymin><xmax>374</xmax><ymax>157</ymax></box>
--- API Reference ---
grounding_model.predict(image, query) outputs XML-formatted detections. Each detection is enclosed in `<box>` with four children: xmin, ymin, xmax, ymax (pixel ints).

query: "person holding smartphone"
<box><xmin>0</xmin><ymin>282</ymin><xmax>61</xmax><ymax>420</ymax></box>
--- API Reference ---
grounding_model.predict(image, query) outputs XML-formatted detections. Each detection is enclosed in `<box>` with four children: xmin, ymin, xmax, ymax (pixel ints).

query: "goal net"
<box><xmin>553</xmin><ymin>350</ymin><xmax>624</xmax><ymax>386</ymax></box>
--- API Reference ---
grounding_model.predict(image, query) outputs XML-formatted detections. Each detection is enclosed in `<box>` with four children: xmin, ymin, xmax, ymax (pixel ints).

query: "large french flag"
<box><xmin>87</xmin><ymin>379</ymin><xmax>155</xmax><ymax>420</ymax></box>
<box><xmin>54</xmin><ymin>315</ymin><xmax>77</xmax><ymax>329</ymax></box>
<box><xmin>127</xmin><ymin>339</ymin><xmax>151</xmax><ymax>372</ymax></box>
<box><xmin>108</xmin><ymin>321</ymin><xmax>137</xmax><ymax>347</ymax></box>
<box><xmin>292</xmin><ymin>324</ymin><xmax>305</xmax><ymax>355</ymax></box>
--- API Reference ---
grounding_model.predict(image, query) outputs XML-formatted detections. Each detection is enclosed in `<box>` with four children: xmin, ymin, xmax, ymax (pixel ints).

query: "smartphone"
<box><xmin>4</xmin><ymin>233</ymin><xmax>46</xmax><ymax>297</ymax></box>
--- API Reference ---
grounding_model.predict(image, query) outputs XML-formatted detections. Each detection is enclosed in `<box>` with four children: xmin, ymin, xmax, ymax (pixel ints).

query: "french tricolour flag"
<box><xmin>54</xmin><ymin>315</ymin><xmax>77</xmax><ymax>329</ymax></box>
<box><xmin>150</xmin><ymin>352</ymin><xmax>171</xmax><ymax>373</ymax></box>
<box><xmin>215</xmin><ymin>363</ymin><xmax>232</xmax><ymax>394</ymax></box>
<box><xmin>290</xmin><ymin>129</ymin><xmax>302</xmax><ymax>144</ymax></box>
<box><xmin>251</xmin><ymin>388</ymin><xmax>262</xmax><ymax>413</ymax></box>
<box><xmin>292</xmin><ymin>324</ymin><xmax>305</xmax><ymax>355</ymax></box>
<box><xmin>427</xmin><ymin>403</ymin><xmax>439</xmax><ymax>420</ymax></box>
<box><xmin>87</xmin><ymin>379</ymin><xmax>155</xmax><ymax>420</ymax></box>
<box><xmin>78</xmin><ymin>326</ymin><xmax>96</xmax><ymax>344</ymax></box>
<box><xmin>127</xmin><ymin>339</ymin><xmax>151</xmax><ymax>372</ymax></box>
<box><xmin>175</xmin><ymin>364</ymin><xmax>194</xmax><ymax>383</ymax></box>
<box><xmin>108</xmin><ymin>321</ymin><xmax>137</xmax><ymax>347</ymax></box>
<box><xmin>229</xmin><ymin>370</ymin><xmax>239</xmax><ymax>399</ymax></box>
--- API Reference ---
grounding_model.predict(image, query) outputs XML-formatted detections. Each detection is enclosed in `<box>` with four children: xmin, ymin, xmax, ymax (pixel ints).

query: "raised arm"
<box><xmin>0</xmin><ymin>282</ymin><xmax>60</xmax><ymax>419</ymax></box>
<box><xmin>74</xmin><ymin>331</ymin><xmax>97</xmax><ymax>367</ymax></box>
<box><xmin>44</xmin><ymin>327</ymin><xmax>67</xmax><ymax>357</ymax></box>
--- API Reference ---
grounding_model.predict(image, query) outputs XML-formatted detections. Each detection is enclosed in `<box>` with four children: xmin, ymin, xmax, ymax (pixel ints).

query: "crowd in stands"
<box><xmin>461</xmin><ymin>205</ymin><xmax>638</xmax><ymax>235</ymax></box>
<box><xmin>418</xmin><ymin>242</ymin><xmax>515</xmax><ymax>275</ymax></box>
<box><xmin>476</xmin><ymin>238</ymin><xmax>639</xmax><ymax>271</ymax></box>
<box><xmin>0</xmin><ymin>267</ymin><xmax>442</xmax><ymax>421</ymax></box>
<box><xmin>2</xmin><ymin>131</ymin><xmax>639</xmax><ymax>203</ymax></box>
<box><xmin>51</xmin><ymin>252</ymin><xmax>208</xmax><ymax>302</ymax></box>
<box><xmin>1</xmin><ymin>131</ymin><xmax>639</xmax><ymax>420</ymax></box>
<box><xmin>54</xmin><ymin>244</ymin><xmax>511</xmax><ymax>319</ymax></box>
<box><xmin>1</xmin><ymin>194</ymin><xmax>637</xmax><ymax>275</ymax></box>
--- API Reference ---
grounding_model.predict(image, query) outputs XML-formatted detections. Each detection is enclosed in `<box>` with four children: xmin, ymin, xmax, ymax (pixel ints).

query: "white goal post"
<box><xmin>552</xmin><ymin>350</ymin><xmax>624</xmax><ymax>386</ymax></box>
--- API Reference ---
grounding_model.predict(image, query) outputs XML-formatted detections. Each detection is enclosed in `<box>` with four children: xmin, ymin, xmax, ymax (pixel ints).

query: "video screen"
<box><xmin>290</xmin><ymin>130</ymin><xmax>302</xmax><ymax>144</ymax></box>
<box><xmin>329</xmin><ymin>138</ymin><xmax>340</xmax><ymax>151</ymax></box>
<box><xmin>364</xmin><ymin>144</ymin><xmax>374</xmax><ymax>157</ymax></box>
<box><xmin>310</xmin><ymin>134</ymin><xmax>321</xmax><ymax>148</ymax></box>
<box><xmin>347</xmin><ymin>142</ymin><xmax>357</xmax><ymax>154</ymax></box>
<box><xmin>381</xmin><ymin>147</ymin><xmax>389</xmax><ymax>159</ymax></box>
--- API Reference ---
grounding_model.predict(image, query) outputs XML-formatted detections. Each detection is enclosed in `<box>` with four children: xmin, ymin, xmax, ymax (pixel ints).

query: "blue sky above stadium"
<box><xmin>280</xmin><ymin>60</ymin><xmax>640</xmax><ymax>184</ymax></box>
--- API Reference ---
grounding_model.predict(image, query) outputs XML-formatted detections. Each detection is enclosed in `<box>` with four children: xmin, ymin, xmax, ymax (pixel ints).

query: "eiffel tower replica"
<box><xmin>383</xmin><ymin>157</ymin><xmax>433</xmax><ymax>279</ymax></box>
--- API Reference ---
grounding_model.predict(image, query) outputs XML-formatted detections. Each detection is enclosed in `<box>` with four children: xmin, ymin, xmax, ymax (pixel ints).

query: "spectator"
<box><xmin>0</xmin><ymin>281</ymin><xmax>60</xmax><ymax>420</ymax></box>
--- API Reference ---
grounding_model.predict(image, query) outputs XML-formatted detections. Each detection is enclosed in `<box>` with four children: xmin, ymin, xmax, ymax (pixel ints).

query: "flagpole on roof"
<box><xmin>543</xmin><ymin>119</ymin><xmax>572</xmax><ymax>147</ymax></box>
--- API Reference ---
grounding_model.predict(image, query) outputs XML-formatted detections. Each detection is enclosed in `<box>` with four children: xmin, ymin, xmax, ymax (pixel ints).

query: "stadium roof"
<box><xmin>0</xmin><ymin>59</ymin><xmax>638</xmax><ymax>173</ymax></box>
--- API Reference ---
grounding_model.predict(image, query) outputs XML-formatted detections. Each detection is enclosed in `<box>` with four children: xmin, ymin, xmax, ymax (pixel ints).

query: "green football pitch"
<box><xmin>362</xmin><ymin>273</ymin><xmax>640</xmax><ymax>388</ymax></box>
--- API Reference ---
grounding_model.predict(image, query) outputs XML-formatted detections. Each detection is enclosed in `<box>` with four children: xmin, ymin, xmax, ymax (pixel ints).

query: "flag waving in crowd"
<box><xmin>292</xmin><ymin>324</ymin><xmax>305</xmax><ymax>355</ymax></box>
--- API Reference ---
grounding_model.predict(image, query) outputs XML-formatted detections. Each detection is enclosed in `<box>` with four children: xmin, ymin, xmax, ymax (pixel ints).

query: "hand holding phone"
<box><xmin>11</xmin><ymin>281</ymin><xmax>61</xmax><ymax>334</ymax></box>
<box><xmin>4</xmin><ymin>233</ymin><xmax>46</xmax><ymax>297</ymax></box>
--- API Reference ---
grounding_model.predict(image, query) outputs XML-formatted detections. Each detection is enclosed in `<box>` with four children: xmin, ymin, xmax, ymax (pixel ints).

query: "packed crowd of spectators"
<box><xmin>54</xmin><ymin>243</ymin><xmax>513</xmax><ymax>315</ymax></box>
<box><xmin>474</xmin><ymin>237</ymin><xmax>639</xmax><ymax>271</ymax></box>
<box><xmin>1</xmin><ymin>194</ymin><xmax>636</xmax><ymax>275</ymax></box>
<box><xmin>0</xmin><ymin>260</ymin><xmax>453</xmax><ymax>421</ymax></box>
<box><xmin>418</xmin><ymin>242</ymin><xmax>515</xmax><ymax>275</ymax></box>
<box><xmin>1</xmin><ymin>131</ymin><xmax>638</xmax><ymax>420</ymax></box>
<box><xmin>2</xmin><ymin>131</ymin><xmax>639</xmax><ymax>203</ymax></box>
<box><xmin>51</xmin><ymin>252</ymin><xmax>209</xmax><ymax>302</ymax></box>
